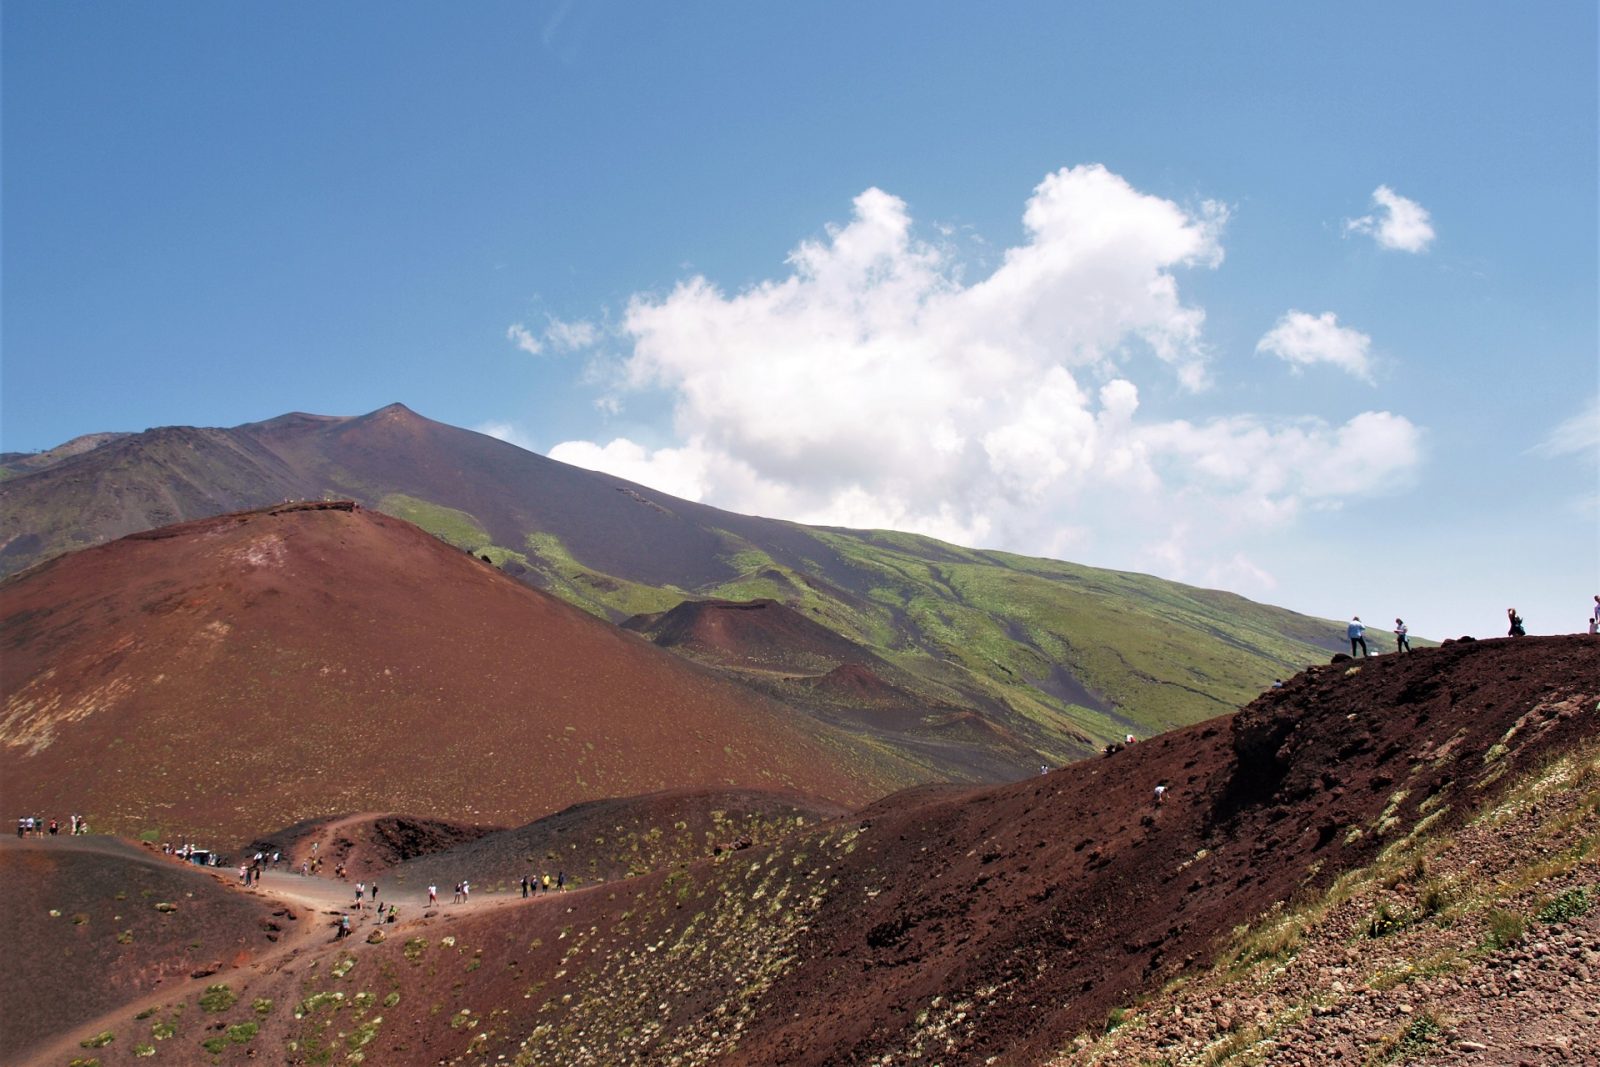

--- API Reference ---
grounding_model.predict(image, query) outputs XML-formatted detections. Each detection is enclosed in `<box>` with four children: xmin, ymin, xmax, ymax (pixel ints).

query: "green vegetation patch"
<box><xmin>198</xmin><ymin>984</ymin><xmax>237</xmax><ymax>1013</ymax></box>
<box><xmin>375</xmin><ymin>493</ymin><xmax>490</xmax><ymax>549</ymax></box>
<box><xmin>80</xmin><ymin>1031</ymin><xmax>115</xmax><ymax>1048</ymax></box>
<box><xmin>1537</xmin><ymin>885</ymin><xmax>1592</xmax><ymax>924</ymax></box>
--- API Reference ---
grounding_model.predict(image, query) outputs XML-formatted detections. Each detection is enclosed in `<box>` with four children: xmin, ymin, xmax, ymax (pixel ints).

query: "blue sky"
<box><xmin>4</xmin><ymin>2</ymin><xmax>1596</xmax><ymax>640</ymax></box>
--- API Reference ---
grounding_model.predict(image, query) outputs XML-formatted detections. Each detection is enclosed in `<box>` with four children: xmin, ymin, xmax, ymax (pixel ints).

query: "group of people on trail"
<box><xmin>14</xmin><ymin>814</ymin><xmax>86</xmax><ymax>838</ymax></box>
<box><xmin>520</xmin><ymin>872</ymin><xmax>565</xmax><ymax>897</ymax></box>
<box><xmin>1345</xmin><ymin>599</ymin><xmax>1600</xmax><ymax>654</ymax></box>
<box><xmin>1345</xmin><ymin>616</ymin><xmax>1410</xmax><ymax>658</ymax></box>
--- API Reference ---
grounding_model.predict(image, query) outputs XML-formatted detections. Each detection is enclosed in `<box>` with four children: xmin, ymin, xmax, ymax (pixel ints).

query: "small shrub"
<box><xmin>1104</xmin><ymin>1006</ymin><xmax>1128</xmax><ymax>1033</ymax></box>
<box><xmin>116</xmin><ymin>930</ymin><xmax>134</xmax><ymax>944</ymax></box>
<box><xmin>151</xmin><ymin>1021</ymin><xmax>176</xmax><ymax>1040</ymax></box>
<box><xmin>1417</xmin><ymin>879</ymin><xmax>1453</xmax><ymax>918</ymax></box>
<box><xmin>225</xmin><ymin>1021</ymin><xmax>259</xmax><ymax>1044</ymax></box>
<box><xmin>81</xmin><ymin>1031</ymin><xmax>115</xmax><ymax>1048</ymax></box>
<box><xmin>1394</xmin><ymin>1011</ymin><xmax>1446</xmax><ymax>1059</ymax></box>
<box><xmin>133</xmin><ymin>1045</ymin><xmax>156</xmax><ymax>1058</ymax></box>
<box><xmin>1537</xmin><ymin>886</ymin><xmax>1592</xmax><ymax>924</ymax></box>
<box><xmin>253</xmin><ymin>996</ymin><xmax>274</xmax><ymax>1016</ymax></box>
<box><xmin>201</xmin><ymin>1036</ymin><xmax>228</xmax><ymax>1054</ymax></box>
<box><xmin>198</xmin><ymin>984</ymin><xmax>236</xmax><ymax>1013</ymax></box>
<box><xmin>1483</xmin><ymin>908</ymin><xmax>1525</xmax><ymax>950</ymax></box>
<box><xmin>1365</xmin><ymin>902</ymin><xmax>1414</xmax><ymax>938</ymax></box>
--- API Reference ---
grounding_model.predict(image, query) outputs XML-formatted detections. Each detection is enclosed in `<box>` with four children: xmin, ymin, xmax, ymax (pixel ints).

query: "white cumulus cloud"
<box><xmin>547</xmin><ymin>165</ymin><xmax>1423</xmax><ymax>588</ymax></box>
<box><xmin>1345</xmin><ymin>185</ymin><xmax>1435</xmax><ymax>253</ymax></box>
<box><xmin>1256</xmin><ymin>310</ymin><xmax>1375</xmax><ymax>381</ymax></box>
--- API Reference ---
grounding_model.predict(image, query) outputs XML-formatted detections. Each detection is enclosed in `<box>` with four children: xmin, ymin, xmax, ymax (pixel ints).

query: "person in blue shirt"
<box><xmin>1348</xmin><ymin>617</ymin><xmax>1369</xmax><ymax>657</ymax></box>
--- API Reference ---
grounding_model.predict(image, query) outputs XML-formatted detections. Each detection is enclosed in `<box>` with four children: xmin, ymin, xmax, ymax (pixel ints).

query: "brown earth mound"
<box><xmin>0</xmin><ymin>503</ymin><xmax>919</xmax><ymax>843</ymax></box>
<box><xmin>0</xmin><ymin>836</ymin><xmax>283</xmax><ymax>1062</ymax></box>
<box><xmin>799</xmin><ymin>662</ymin><xmax>916</xmax><ymax>704</ymax></box>
<box><xmin>244</xmin><ymin>812</ymin><xmax>500</xmax><ymax>880</ymax></box>
<box><xmin>623</xmin><ymin>597</ymin><xmax>885</xmax><ymax>675</ymax></box>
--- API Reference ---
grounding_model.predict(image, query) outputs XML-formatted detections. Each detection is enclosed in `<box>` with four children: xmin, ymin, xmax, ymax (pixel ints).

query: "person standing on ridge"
<box><xmin>1394</xmin><ymin>618</ymin><xmax>1410</xmax><ymax>653</ymax></box>
<box><xmin>1589</xmin><ymin>595</ymin><xmax>1598</xmax><ymax>636</ymax></box>
<box><xmin>1348</xmin><ymin>616</ymin><xmax>1369</xmax><ymax>657</ymax></box>
<box><xmin>1507</xmin><ymin>608</ymin><xmax>1525</xmax><ymax>637</ymax></box>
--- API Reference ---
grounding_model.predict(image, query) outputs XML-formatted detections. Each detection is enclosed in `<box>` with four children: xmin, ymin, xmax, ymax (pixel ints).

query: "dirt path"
<box><xmin>21</xmin><ymin>845</ymin><xmax>547</xmax><ymax>1066</ymax></box>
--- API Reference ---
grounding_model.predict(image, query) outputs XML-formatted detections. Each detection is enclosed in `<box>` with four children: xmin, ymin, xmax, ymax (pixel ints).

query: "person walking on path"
<box><xmin>1348</xmin><ymin>616</ymin><xmax>1369</xmax><ymax>658</ymax></box>
<box><xmin>1507</xmin><ymin>608</ymin><xmax>1526</xmax><ymax>637</ymax></box>
<box><xmin>428</xmin><ymin>885</ymin><xmax>437</xmax><ymax>906</ymax></box>
<box><xmin>1394</xmin><ymin>618</ymin><xmax>1410</xmax><ymax>653</ymax></box>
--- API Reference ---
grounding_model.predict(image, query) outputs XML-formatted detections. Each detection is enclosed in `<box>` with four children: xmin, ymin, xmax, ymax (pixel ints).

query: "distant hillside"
<box><xmin>0</xmin><ymin>403</ymin><xmax>1376</xmax><ymax>769</ymax></box>
<box><xmin>0</xmin><ymin>502</ymin><xmax>918</xmax><ymax>843</ymax></box>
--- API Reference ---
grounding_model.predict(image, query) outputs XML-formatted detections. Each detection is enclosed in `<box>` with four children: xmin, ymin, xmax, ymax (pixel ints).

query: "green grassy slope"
<box><xmin>395</xmin><ymin>507</ymin><xmax>1360</xmax><ymax>762</ymax></box>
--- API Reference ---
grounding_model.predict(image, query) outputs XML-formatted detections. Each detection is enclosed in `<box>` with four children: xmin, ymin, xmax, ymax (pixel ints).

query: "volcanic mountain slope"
<box><xmin>47</xmin><ymin>636</ymin><xmax>1593</xmax><ymax>1067</ymax></box>
<box><xmin>0</xmin><ymin>502</ymin><xmax>919</xmax><ymax>844</ymax></box>
<box><xmin>0</xmin><ymin>403</ymin><xmax>1378</xmax><ymax>767</ymax></box>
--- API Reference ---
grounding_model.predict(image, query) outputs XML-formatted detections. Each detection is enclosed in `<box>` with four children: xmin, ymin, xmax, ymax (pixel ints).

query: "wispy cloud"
<box><xmin>506</xmin><ymin>316</ymin><xmax>600</xmax><ymax>357</ymax></box>
<box><xmin>506</xmin><ymin>323</ymin><xmax>543</xmax><ymax>356</ymax></box>
<box><xmin>1256</xmin><ymin>310</ymin><xmax>1374</xmax><ymax>381</ymax></box>
<box><xmin>1530</xmin><ymin>397</ymin><xmax>1600</xmax><ymax>458</ymax></box>
<box><xmin>1344</xmin><ymin>185</ymin><xmax>1435</xmax><ymax>253</ymax></box>
<box><xmin>474</xmin><ymin>420</ymin><xmax>538</xmax><ymax>452</ymax></box>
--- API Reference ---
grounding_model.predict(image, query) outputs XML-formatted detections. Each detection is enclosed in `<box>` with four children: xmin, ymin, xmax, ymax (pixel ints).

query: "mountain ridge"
<box><xmin>1</xmin><ymin>403</ymin><xmax>1385</xmax><ymax>770</ymax></box>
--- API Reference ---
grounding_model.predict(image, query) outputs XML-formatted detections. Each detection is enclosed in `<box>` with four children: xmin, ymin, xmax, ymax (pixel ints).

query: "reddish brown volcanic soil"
<box><xmin>730</xmin><ymin>636</ymin><xmax>1599</xmax><ymax>1065</ymax></box>
<box><xmin>11</xmin><ymin>637</ymin><xmax>1593</xmax><ymax>1066</ymax></box>
<box><xmin>0</xmin><ymin>836</ymin><xmax>282</xmax><ymax>1062</ymax></box>
<box><xmin>31</xmin><ymin>634</ymin><xmax>1578</xmax><ymax>1067</ymax></box>
<box><xmin>0</xmin><ymin>503</ymin><xmax>917</xmax><ymax>843</ymax></box>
